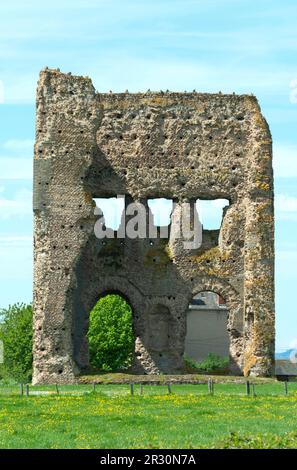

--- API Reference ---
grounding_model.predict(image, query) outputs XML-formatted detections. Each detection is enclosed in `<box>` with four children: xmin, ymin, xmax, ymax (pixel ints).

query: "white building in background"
<box><xmin>184</xmin><ymin>291</ymin><xmax>229</xmax><ymax>362</ymax></box>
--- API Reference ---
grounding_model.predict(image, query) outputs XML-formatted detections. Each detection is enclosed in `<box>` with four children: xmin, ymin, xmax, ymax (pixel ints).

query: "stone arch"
<box><xmin>71</xmin><ymin>274</ymin><xmax>145</xmax><ymax>372</ymax></box>
<box><xmin>187</xmin><ymin>277</ymin><xmax>244</xmax><ymax>374</ymax></box>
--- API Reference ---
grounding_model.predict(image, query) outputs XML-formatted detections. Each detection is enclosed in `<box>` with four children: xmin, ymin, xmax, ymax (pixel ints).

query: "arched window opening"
<box><xmin>87</xmin><ymin>293</ymin><xmax>134</xmax><ymax>371</ymax></box>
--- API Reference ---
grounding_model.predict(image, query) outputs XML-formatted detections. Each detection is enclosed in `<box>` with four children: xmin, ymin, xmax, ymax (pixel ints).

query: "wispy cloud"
<box><xmin>0</xmin><ymin>80</ymin><xmax>4</xmax><ymax>103</ymax></box>
<box><xmin>0</xmin><ymin>157</ymin><xmax>32</xmax><ymax>179</ymax></box>
<box><xmin>273</xmin><ymin>144</ymin><xmax>297</xmax><ymax>177</ymax></box>
<box><xmin>3</xmin><ymin>139</ymin><xmax>34</xmax><ymax>154</ymax></box>
<box><xmin>0</xmin><ymin>188</ymin><xmax>32</xmax><ymax>218</ymax></box>
<box><xmin>1</xmin><ymin>73</ymin><xmax>37</xmax><ymax>104</ymax></box>
<box><xmin>275</xmin><ymin>193</ymin><xmax>297</xmax><ymax>221</ymax></box>
<box><xmin>0</xmin><ymin>235</ymin><xmax>32</xmax><ymax>246</ymax></box>
<box><xmin>275</xmin><ymin>194</ymin><xmax>297</xmax><ymax>212</ymax></box>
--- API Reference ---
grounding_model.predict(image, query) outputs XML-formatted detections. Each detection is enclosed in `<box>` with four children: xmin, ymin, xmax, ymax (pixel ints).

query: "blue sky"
<box><xmin>0</xmin><ymin>0</ymin><xmax>296</xmax><ymax>351</ymax></box>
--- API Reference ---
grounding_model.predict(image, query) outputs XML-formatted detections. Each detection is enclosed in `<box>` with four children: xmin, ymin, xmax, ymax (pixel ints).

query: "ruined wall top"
<box><xmin>35</xmin><ymin>67</ymin><xmax>273</xmax><ymax>202</ymax></box>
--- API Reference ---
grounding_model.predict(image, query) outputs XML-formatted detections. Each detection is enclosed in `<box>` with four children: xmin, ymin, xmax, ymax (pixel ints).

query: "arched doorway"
<box><xmin>87</xmin><ymin>293</ymin><xmax>134</xmax><ymax>372</ymax></box>
<box><xmin>184</xmin><ymin>291</ymin><xmax>230</xmax><ymax>367</ymax></box>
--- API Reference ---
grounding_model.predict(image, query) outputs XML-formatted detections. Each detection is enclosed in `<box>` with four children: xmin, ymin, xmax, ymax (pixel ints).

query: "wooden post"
<box><xmin>55</xmin><ymin>384</ymin><xmax>59</xmax><ymax>395</ymax></box>
<box><xmin>130</xmin><ymin>383</ymin><xmax>134</xmax><ymax>396</ymax></box>
<box><xmin>208</xmin><ymin>378</ymin><xmax>213</xmax><ymax>395</ymax></box>
<box><xmin>167</xmin><ymin>383</ymin><xmax>172</xmax><ymax>394</ymax></box>
<box><xmin>284</xmin><ymin>380</ymin><xmax>288</xmax><ymax>396</ymax></box>
<box><xmin>26</xmin><ymin>384</ymin><xmax>29</xmax><ymax>397</ymax></box>
<box><xmin>252</xmin><ymin>384</ymin><xmax>256</xmax><ymax>398</ymax></box>
<box><xmin>246</xmin><ymin>380</ymin><xmax>250</xmax><ymax>396</ymax></box>
<box><xmin>20</xmin><ymin>383</ymin><xmax>24</xmax><ymax>396</ymax></box>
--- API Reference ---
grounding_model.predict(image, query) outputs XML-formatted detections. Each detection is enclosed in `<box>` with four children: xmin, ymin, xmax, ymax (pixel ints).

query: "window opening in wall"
<box><xmin>196</xmin><ymin>199</ymin><xmax>229</xmax><ymax>230</ymax></box>
<box><xmin>147</xmin><ymin>198</ymin><xmax>173</xmax><ymax>227</ymax></box>
<box><xmin>93</xmin><ymin>196</ymin><xmax>125</xmax><ymax>231</ymax></box>
<box><xmin>184</xmin><ymin>291</ymin><xmax>229</xmax><ymax>373</ymax></box>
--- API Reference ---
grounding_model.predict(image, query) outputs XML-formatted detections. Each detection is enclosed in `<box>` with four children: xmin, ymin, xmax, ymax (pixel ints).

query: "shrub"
<box><xmin>217</xmin><ymin>431</ymin><xmax>297</xmax><ymax>449</ymax></box>
<box><xmin>0</xmin><ymin>303</ymin><xmax>33</xmax><ymax>382</ymax></box>
<box><xmin>184</xmin><ymin>352</ymin><xmax>229</xmax><ymax>373</ymax></box>
<box><xmin>87</xmin><ymin>294</ymin><xmax>134</xmax><ymax>371</ymax></box>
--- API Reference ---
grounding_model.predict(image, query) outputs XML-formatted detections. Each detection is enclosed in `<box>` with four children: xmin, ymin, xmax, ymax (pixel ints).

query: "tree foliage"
<box><xmin>87</xmin><ymin>294</ymin><xmax>134</xmax><ymax>371</ymax></box>
<box><xmin>0</xmin><ymin>303</ymin><xmax>33</xmax><ymax>382</ymax></box>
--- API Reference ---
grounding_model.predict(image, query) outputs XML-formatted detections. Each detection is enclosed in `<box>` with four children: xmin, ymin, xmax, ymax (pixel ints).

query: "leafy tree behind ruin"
<box><xmin>87</xmin><ymin>294</ymin><xmax>134</xmax><ymax>371</ymax></box>
<box><xmin>0</xmin><ymin>303</ymin><xmax>33</xmax><ymax>382</ymax></box>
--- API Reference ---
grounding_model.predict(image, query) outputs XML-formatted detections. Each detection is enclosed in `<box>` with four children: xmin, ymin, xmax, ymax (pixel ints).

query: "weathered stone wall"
<box><xmin>33</xmin><ymin>68</ymin><xmax>274</xmax><ymax>384</ymax></box>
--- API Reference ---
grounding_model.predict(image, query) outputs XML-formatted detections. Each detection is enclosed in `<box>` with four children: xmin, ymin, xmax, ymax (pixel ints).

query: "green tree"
<box><xmin>87</xmin><ymin>294</ymin><xmax>134</xmax><ymax>371</ymax></box>
<box><xmin>0</xmin><ymin>303</ymin><xmax>33</xmax><ymax>382</ymax></box>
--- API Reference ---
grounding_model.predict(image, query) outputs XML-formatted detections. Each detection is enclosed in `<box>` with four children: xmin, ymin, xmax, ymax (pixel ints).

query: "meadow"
<box><xmin>0</xmin><ymin>381</ymin><xmax>297</xmax><ymax>449</ymax></box>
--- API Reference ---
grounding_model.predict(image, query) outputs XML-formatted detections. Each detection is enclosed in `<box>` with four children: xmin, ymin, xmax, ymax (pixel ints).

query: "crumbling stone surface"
<box><xmin>33</xmin><ymin>68</ymin><xmax>274</xmax><ymax>384</ymax></box>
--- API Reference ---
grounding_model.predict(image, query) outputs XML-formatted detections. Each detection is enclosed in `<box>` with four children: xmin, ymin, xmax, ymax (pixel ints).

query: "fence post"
<box><xmin>167</xmin><ymin>383</ymin><xmax>172</xmax><ymax>394</ymax></box>
<box><xmin>140</xmin><ymin>384</ymin><xmax>143</xmax><ymax>396</ymax></box>
<box><xmin>130</xmin><ymin>383</ymin><xmax>134</xmax><ymax>396</ymax></box>
<box><xmin>246</xmin><ymin>380</ymin><xmax>250</xmax><ymax>396</ymax></box>
<box><xmin>20</xmin><ymin>383</ymin><xmax>24</xmax><ymax>396</ymax></box>
<box><xmin>208</xmin><ymin>378</ymin><xmax>213</xmax><ymax>395</ymax></box>
<box><xmin>55</xmin><ymin>384</ymin><xmax>59</xmax><ymax>395</ymax></box>
<box><xmin>284</xmin><ymin>380</ymin><xmax>288</xmax><ymax>396</ymax></box>
<box><xmin>26</xmin><ymin>384</ymin><xmax>29</xmax><ymax>397</ymax></box>
<box><xmin>252</xmin><ymin>384</ymin><xmax>256</xmax><ymax>398</ymax></box>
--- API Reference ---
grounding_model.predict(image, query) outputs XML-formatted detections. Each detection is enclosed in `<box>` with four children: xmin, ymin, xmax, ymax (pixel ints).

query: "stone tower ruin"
<box><xmin>33</xmin><ymin>68</ymin><xmax>274</xmax><ymax>384</ymax></box>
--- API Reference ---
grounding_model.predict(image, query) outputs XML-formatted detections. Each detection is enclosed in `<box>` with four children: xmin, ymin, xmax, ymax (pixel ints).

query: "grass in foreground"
<box><xmin>0</xmin><ymin>383</ymin><xmax>297</xmax><ymax>448</ymax></box>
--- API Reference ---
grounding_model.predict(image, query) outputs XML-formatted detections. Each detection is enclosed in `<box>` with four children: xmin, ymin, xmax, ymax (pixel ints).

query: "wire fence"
<box><xmin>0</xmin><ymin>380</ymin><xmax>296</xmax><ymax>398</ymax></box>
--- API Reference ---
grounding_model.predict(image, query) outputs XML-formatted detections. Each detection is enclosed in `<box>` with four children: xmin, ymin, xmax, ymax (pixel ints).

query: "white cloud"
<box><xmin>290</xmin><ymin>79</ymin><xmax>297</xmax><ymax>104</ymax></box>
<box><xmin>3</xmin><ymin>139</ymin><xmax>34</xmax><ymax>155</ymax></box>
<box><xmin>89</xmin><ymin>56</ymin><xmax>291</xmax><ymax>96</ymax></box>
<box><xmin>0</xmin><ymin>235</ymin><xmax>32</xmax><ymax>246</ymax></box>
<box><xmin>0</xmin><ymin>80</ymin><xmax>4</xmax><ymax>103</ymax></box>
<box><xmin>0</xmin><ymin>188</ymin><xmax>32</xmax><ymax>218</ymax></box>
<box><xmin>0</xmin><ymin>241</ymin><xmax>33</xmax><ymax>284</ymax></box>
<box><xmin>275</xmin><ymin>194</ymin><xmax>297</xmax><ymax>221</ymax></box>
<box><xmin>2</xmin><ymin>74</ymin><xmax>36</xmax><ymax>104</ymax></box>
<box><xmin>0</xmin><ymin>157</ymin><xmax>32</xmax><ymax>179</ymax></box>
<box><xmin>273</xmin><ymin>144</ymin><xmax>297</xmax><ymax>177</ymax></box>
<box><xmin>275</xmin><ymin>194</ymin><xmax>297</xmax><ymax>212</ymax></box>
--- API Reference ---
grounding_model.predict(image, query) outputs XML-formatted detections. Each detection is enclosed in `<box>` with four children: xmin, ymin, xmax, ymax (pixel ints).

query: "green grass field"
<box><xmin>0</xmin><ymin>382</ymin><xmax>297</xmax><ymax>449</ymax></box>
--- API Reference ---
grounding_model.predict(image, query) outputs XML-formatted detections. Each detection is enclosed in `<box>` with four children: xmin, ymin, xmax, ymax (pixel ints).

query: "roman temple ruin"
<box><xmin>33</xmin><ymin>68</ymin><xmax>274</xmax><ymax>383</ymax></box>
